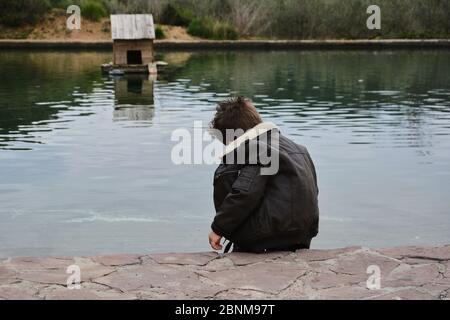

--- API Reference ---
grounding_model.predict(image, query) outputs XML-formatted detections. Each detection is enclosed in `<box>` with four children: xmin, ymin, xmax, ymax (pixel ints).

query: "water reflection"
<box><xmin>113</xmin><ymin>74</ymin><xmax>155</xmax><ymax>123</ymax></box>
<box><xmin>1</xmin><ymin>50</ymin><xmax>450</xmax><ymax>256</ymax></box>
<box><xmin>2</xmin><ymin>50</ymin><xmax>448</xmax><ymax>152</ymax></box>
<box><xmin>157</xmin><ymin>50</ymin><xmax>450</xmax><ymax>154</ymax></box>
<box><xmin>0</xmin><ymin>51</ymin><xmax>110</xmax><ymax>150</ymax></box>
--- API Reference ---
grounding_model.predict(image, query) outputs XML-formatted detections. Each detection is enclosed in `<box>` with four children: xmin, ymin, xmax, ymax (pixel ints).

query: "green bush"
<box><xmin>81</xmin><ymin>0</ymin><xmax>107</xmax><ymax>22</ymax></box>
<box><xmin>155</xmin><ymin>24</ymin><xmax>165</xmax><ymax>39</ymax></box>
<box><xmin>213</xmin><ymin>22</ymin><xmax>239</xmax><ymax>40</ymax></box>
<box><xmin>188</xmin><ymin>18</ymin><xmax>238</xmax><ymax>40</ymax></box>
<box><xmin>160</xmin><ymin>3</ymin><xmax>193</xmax><ymax>27</ymax></box>
<box><xmin>0</xmin><ymin>0</ymin><xmax>50</xmax><ymax>27</ymax></box>
<box><xmin>187</xmin><ymin>18</ymin><xmax>214</xmax><ymax>39</ymax></box>
<box><xmin>48</xmin><ymin>0</ymin><xmax>71</xmax><ymax>9</ymax></box>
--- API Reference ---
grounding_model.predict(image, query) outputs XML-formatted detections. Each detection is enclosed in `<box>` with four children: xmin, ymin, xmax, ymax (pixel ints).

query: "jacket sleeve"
<box><xmin>306</xmin><ymin>151</ymin><xmax>319</xmax><ymax>195</ymax></box>
<box><xmin>211</xmin><ymin>165</ymin><xmax>268</xmax><ymax>239</ymax></box>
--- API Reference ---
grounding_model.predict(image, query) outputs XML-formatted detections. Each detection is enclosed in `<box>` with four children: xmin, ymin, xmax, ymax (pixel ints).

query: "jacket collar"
<box><xmin>219</xmin><ymin>122</ymin><xmax>278</xmax><ymax>158</ymax></box>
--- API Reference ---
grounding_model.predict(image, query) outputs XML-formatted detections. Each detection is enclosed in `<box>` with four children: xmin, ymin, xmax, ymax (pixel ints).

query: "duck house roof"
<box><xmin>111</xmin><ymin>14</ymin><xmax>155</xmax><ymax>40</ymax></box>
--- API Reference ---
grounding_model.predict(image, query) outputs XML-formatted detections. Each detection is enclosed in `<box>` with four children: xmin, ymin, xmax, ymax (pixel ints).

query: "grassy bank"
<box><xmin>0</xmin><ymin>0</ymin><xmax>449</xmax><ymax>40</ymax></box>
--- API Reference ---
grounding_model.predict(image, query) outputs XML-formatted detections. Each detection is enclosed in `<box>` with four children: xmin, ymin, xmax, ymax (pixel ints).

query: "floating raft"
<box><xmin>101</xmin><ymin>62</ymin><xmax>158</xmax><ymax>75</ymax></box>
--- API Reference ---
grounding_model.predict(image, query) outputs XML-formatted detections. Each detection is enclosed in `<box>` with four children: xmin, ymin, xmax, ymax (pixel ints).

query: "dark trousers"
<box><xmin>232</xmin><ymin>243</ymin><xmax>308</xmax><ymax>253</ymax></box>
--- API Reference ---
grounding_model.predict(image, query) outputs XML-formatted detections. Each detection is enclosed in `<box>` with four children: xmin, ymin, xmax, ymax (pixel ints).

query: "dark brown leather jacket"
<box><xmin>211</xmin><ymin>124</ymin><xmax>319</xmax><ymax>252</ymax></box>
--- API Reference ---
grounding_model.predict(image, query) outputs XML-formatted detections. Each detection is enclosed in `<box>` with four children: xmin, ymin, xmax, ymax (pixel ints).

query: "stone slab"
<box><xmin>1</xmin><ymin>245</ymin><xmax>449</xmax><ymax>300</ymax></box>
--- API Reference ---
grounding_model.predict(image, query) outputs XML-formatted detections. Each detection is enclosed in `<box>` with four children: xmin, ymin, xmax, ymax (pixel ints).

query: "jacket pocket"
<box><xmin>232</xmin><ymin>166</ymin><xmax>258</xmax><ymax>192</ymax></box>
<box><xmin>213</xmin><ymin>170</ymin><xmax>240</xmax><ymax>191</ymax></box>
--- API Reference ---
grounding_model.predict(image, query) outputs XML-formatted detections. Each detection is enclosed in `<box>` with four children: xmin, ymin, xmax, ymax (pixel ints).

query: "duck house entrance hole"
<box><xmin>127</xmin><ymin>50</ymin><xmax>143</xmax><ymax>65</ymax></box>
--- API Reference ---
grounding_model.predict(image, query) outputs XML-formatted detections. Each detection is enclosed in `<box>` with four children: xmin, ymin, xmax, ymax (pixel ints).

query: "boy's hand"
<box><xmin>208</xmin><ymin>231</ymin><xmax>223</xmax><ymax>250</ymax></box>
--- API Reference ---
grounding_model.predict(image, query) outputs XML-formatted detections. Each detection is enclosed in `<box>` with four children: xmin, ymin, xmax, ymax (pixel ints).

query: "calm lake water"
<box><xmin>1</xmin><ymin>49</ymin><xmax>450</xmax><ymax>257</ymax></box>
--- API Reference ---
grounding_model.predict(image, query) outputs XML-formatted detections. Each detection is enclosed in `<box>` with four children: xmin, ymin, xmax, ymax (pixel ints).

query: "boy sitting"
<box><xmin>208</xmin><ymin>97</ymin><xmax>319</xmax><ymax>253</ymax></box>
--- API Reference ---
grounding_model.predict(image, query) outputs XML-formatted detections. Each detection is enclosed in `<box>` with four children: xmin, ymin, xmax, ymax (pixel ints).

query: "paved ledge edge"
<box><xmin>0</xmin><ymin>245</ymin><xmax>449</xmax><ymax>300</ymax></box>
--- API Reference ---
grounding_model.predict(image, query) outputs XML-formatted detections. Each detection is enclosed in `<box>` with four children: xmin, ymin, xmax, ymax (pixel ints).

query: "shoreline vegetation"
<box><xmin>1</xmin><ymin>39</ymin><xmax>449</xmax><ymax>50</ymax></box>
<box><xmin>0</xmin><ymin>0</ymin><xmax>449</xmax><ymax>42</ymax></box>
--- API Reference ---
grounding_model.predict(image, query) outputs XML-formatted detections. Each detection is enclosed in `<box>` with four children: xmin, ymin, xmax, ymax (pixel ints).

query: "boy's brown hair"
<box><xmin>210</xmin><ymin>96</ymin><xmax>262</xmax><ymax>144</ymax></box>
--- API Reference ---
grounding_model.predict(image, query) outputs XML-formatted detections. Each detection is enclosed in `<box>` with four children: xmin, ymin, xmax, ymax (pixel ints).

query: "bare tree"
<box><xmin>227</xmin><ymin>0</ymin><xmax>271</xmax><ymax>36</ymax></box>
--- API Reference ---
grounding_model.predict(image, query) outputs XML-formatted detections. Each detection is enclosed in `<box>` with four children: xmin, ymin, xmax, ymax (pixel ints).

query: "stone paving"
<box><xmin>0</xmin><ymin>245</ymin><xmax>449</xmax><ymax>300</ymax></box>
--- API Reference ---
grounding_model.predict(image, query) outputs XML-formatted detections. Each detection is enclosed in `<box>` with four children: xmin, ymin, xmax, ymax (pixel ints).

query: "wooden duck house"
<box><xmin>103</xmin><ymin>14</ymin><xmax>156</xmax><ymax>74</ymax></box>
